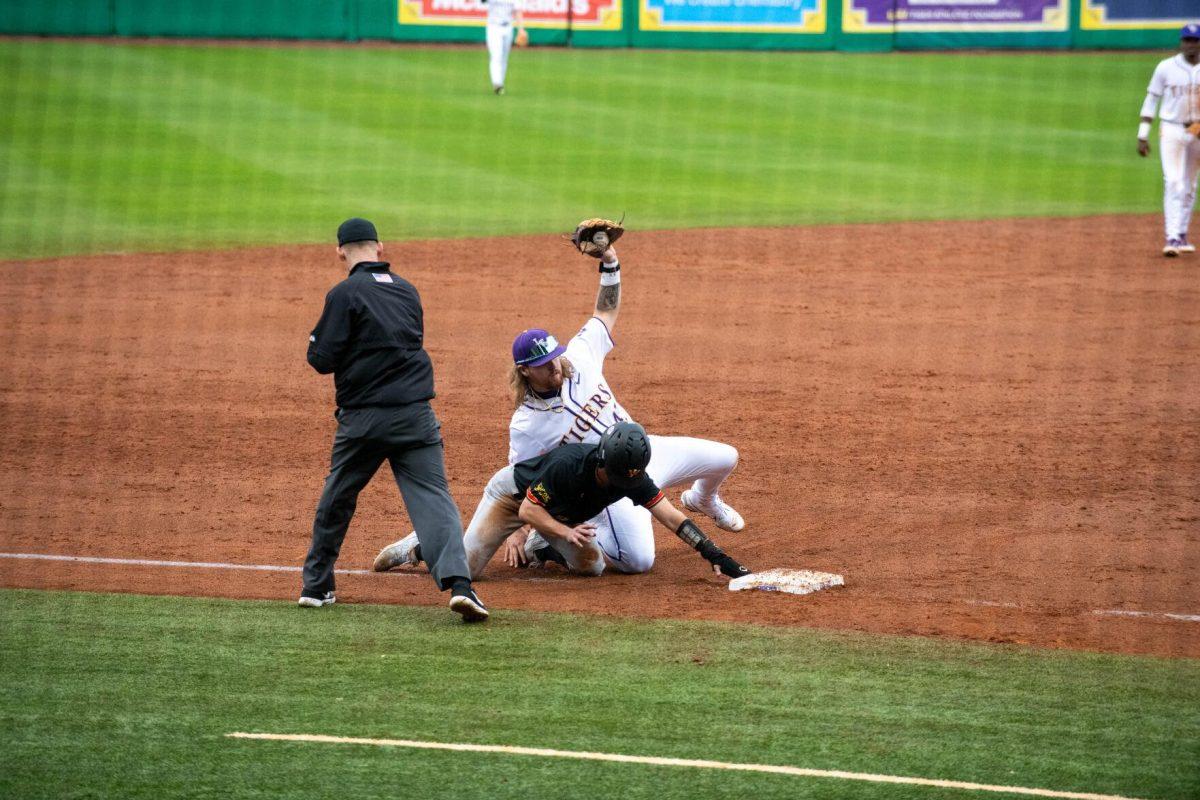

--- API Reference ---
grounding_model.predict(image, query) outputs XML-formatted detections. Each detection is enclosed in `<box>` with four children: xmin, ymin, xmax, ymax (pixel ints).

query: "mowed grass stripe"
<box><xmin>1</xmin><ymin>589</ymin><xmax>1197</xmax><ymax>800</ymax></box>
<box><xmin>6</xmin><ymin>44</ymin><xmax>338</xmax><ymax>254</ymax></box>
<box><xmin>0</xmin><ymin>41</ymin><xmax>1160</xmax><ymax>259</ymax></box>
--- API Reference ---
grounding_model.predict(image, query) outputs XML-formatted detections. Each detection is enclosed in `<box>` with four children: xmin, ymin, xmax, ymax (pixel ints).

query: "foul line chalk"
<box><xmin>224</xmin><ymin>732</ymin><xmax>1144</xmax><ymax>800</ymax></box>
<box><xmin>0</xmin><ymin>551</ymin><xmax>415</xmax><ymax>578</ymax></box>
<box><xmin>3</xmin><ymin>553</ymin><xmax>1195</xmax><ymax>621</ymax></box>
<box><xmin>1093</xmin><ymin>608</ymin><xmax>1200</xmax><ymax>623</ymax></box>
<box><xmin>965</xmin><ymin>598</ymin><xmax>1198</xmax><ymax>624</ymax></box>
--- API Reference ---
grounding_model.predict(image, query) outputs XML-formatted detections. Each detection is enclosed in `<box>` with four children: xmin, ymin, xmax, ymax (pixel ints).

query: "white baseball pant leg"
<box><xmin>486</xmin><ymin>24</ymin><xmax>514</xmax><ymax>89</ymax></box>
<box><xmin>1160</xmin><ymin>122</ymin><xmax>1200</xmax><ymax>239</ymax></box>
<box><xmin>592</xmin><ymin>435</ymin><xmax>739</xmax><ymax>574</ymax></box>
<box><xmin>462</xmin><ymin>465</ymin><xmax>605</xmax><ymax>578</ymax></box>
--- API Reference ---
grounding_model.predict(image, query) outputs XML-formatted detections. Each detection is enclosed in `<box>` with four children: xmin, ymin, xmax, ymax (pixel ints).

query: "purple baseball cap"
<box><xmin>1183</xmin><ymin>23</ymin><xmax>1200</xmax><ymax>39</ymax></box>
<box><xmin>512</xmin><ymin>328</ymin><xmax>566</xmax><ymax>366</ymax></box>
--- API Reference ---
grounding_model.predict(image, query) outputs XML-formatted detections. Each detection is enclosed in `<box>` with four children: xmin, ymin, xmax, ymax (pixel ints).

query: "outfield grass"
<box><xmin>0</xmin><ymin>589</ymin><xmax>1196</xmax><ymax>799</ymax></box>
<box><xmin>0</xmin><ymin>40</ymin><xmax>1160</xmax><ymax>259</ymax></box>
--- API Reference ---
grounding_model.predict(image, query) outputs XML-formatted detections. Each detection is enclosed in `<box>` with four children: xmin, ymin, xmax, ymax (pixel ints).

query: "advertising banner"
<box><xmin>843</xmin><ymin>0</ymin><xmax>1069</xmax><ymax>32</ymax></box>
<box><xmin>399</xmin><ymin>0</ymin><xmax>623</xmax><ymax>30</ymax></box>
<box><xmin>1080</xmin><ymin>0</ymin><xmax>1195</xmax><ymax>30</ymax></box>
<box><xmin>638</xmin><ymin>0</ymin><xmax>827</xmax><ymax>34</ymax></box>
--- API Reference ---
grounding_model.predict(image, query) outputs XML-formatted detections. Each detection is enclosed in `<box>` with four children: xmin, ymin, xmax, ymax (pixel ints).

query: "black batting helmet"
<box><xmin>597</xmin><ymin>422</ymin><xmax>651</xmax><ymax>488</ymax></box>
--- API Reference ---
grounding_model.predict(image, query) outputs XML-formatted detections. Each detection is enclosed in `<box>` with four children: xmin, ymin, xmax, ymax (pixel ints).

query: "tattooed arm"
<box><xmin>594</xmin><ymin>245</ymin><xmax>621</xmax><ymax>333</ymax></box>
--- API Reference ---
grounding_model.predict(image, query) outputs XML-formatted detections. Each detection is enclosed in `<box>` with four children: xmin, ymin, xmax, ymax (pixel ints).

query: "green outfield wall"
<box><xmin>0</xmin><ymin>0</ymin><xmax>1192</xmax><ymax>50</ymax></box>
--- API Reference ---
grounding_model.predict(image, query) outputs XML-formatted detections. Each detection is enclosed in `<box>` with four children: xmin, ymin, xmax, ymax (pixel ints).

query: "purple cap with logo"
<box><xmin>1183</xmin><ymin>23</ymin><xmax>1200</xmax><ymax>39</ymax></box>
<box><xmin>512</xmin><ymin>328</ymin><xmax>566</xmax><ymax>366</ymax></box>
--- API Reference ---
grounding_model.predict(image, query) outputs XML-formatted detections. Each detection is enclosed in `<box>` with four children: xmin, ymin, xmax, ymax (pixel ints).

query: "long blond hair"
<box><xmin>509</xmin><ymin>357</ymin><xmax>574</xmax><ymax>409</ymax></box>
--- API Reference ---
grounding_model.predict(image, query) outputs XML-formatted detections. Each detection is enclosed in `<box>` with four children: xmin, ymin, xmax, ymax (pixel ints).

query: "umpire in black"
<box><xmin>300</xmin><ymin>217</ymin><xmax>487</xmax><ymax>622</ymax></box>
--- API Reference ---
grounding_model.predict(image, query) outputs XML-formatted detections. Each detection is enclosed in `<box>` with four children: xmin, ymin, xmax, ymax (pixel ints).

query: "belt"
<box><xmin>1167</xmin><ymin>120</ymin><xmax>1198</xmax><ymax>126</ymax></box>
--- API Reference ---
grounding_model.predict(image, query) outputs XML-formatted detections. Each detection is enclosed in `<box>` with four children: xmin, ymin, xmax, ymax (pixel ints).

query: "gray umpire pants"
<box><xmin>302</xmin><ymin>402</ymin><xmax>471</xmax><ymax>595</ymax></box>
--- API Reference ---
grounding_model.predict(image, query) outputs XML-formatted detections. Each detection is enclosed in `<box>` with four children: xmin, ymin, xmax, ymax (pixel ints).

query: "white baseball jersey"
<box><xmin>486</xmin><ymin>0</ymin><xmax>522</xmax><ymax>26</ymax></box>
<box><xmin>1142</xmin><ymin>55</ymin><xmax>1200</xmax><ymax>124</ymax></box>
<box><xmin>508</xmin><ymin>317</ymin><xmax>632</xmax><ymax>465</ymax></box>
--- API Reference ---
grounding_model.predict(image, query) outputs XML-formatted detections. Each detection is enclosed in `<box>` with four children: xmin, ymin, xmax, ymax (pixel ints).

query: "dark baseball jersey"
<box><xmin>512</xmin><ymin>443</ymin><xmax>664</xmax><ymax>526</ymax></box>
<box><xmin>307</xmin><ymin>261</ymin><xmax>435</xmax><ymax>409</ymax></box>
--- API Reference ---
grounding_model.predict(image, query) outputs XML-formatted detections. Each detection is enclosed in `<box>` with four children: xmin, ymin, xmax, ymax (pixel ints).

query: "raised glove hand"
<box><xmin>570</xmin><ymin>217</ymin><xmax>625</xmax><ymax>258</ymax></box>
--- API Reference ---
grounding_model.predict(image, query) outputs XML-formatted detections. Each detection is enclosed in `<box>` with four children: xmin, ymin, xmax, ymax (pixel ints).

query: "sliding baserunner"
<box><xmin>375</xmin><ymin>220</ymin><xmax>747</xmax><ymax>578</ymax></box>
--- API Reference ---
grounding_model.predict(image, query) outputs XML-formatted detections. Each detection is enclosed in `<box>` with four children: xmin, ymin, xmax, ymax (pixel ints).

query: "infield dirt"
<box><xmin>1</xmin><ymin>215</ymin><xmax>1197</xmax><ymax>657</ymax></box>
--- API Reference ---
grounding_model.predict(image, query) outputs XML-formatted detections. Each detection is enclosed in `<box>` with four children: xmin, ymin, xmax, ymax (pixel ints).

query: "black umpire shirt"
<box><xmin>307</xmin><ymin>261</ymin><xmax>436</xmax><ymax>409</ymax></box>
<box><xmin>513</xmin><ymin>443</ymin><xmax>665</xmax><ymax>526</ymax></box>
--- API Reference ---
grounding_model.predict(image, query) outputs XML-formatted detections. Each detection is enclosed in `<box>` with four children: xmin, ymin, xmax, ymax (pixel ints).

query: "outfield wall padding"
<box><xmin>0</xmin><ymin>0</ymin><xmax>1192</xmax><ymax>49</ymax></box>
<box><xmin>0</xmin><ymin>1</ymin><xmax>114</xmax><ymax>35</ymax></box>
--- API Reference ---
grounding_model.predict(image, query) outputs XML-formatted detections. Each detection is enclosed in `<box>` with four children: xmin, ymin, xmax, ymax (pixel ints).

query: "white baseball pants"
<box><xmin>486</xmin><ymin>23</ymin><xmax>514</xmax><ymax>90</ymax></box>
<box><xmin>593</xmin><ymin>435</ymin><xmax>739</xmax><ymax>574</ymax></box>
<box><xmin>1160</xmin><ymin>121</ymin><xmax>1200</xmax><ymax>239</ymax></box>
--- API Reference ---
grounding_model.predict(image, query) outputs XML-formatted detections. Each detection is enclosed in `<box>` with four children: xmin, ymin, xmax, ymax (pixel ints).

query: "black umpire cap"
<box><xmin>337</xmin><ymin>217</ymin><xmax>379</xmax><ymax>246</ymax></box>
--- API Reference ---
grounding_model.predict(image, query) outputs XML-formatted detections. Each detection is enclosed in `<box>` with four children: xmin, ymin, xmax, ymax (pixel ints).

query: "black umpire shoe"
<box><xmin>298</xmin><ymin>590</ymin><xmax>336</xmax><ymax>608</ymax></box>
<box><xmin>449</xmin><ymin>585</ymin><xmax>489</xmax><ymax>623</ymax></box>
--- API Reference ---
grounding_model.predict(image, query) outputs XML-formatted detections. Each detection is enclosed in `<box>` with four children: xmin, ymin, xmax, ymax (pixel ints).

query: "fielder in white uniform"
<box><xmin>1139</xmin><ymin>24</ymin><xmax>1200</xmax><ymax>257</ymax></box>
<box><xmin>486</xmin><ymin>0</ymin><xmax>525</xmax><ymax>95</ymax></box>
<box><xmin>374</xmin><ymin>241</ymin><xmax>747</xmax><ymax>579</ymax></box>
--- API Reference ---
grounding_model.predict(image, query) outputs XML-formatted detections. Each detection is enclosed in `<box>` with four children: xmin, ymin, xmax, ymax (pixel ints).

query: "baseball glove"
<box><xmin>569</xmin><ymin>217</ymin><xmax>625</xmax><ymax>257</ymax></box>
<box><xmin>515</xmin><ymin>28</ymin><xmax>529</xmax><ymax>47</ymax></box>
<box><xmin>1188</xmin><ymin>122</ymin><xmax>1200</xmax><ymax>137</ymax></box>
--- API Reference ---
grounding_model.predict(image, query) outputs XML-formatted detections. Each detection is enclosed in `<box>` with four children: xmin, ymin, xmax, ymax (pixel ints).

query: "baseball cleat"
<box><xmin>373</xmin><ymin>532</ymin><xmax>422</xmax><ymax>572</ymax></box>
<box><xmin>1178</xmin><ymin>235</ymin><xmax>1195</xmax><ymax>254</ymax></box>
<box><xmin>449</xmin><ymin>586</ymin><xmax>489</xmax><ymax>623</ymax></box>
<box><xmin>523</xmin><ymin>530</ymin><xmax>567</xmax><ymax>569</ymax></box>
<box><xmin>680</xmin><ymin>490</ymin><xmax>745</xmax><ymax>532</ymax></box>
<box><xmin>298</xmin><ymin>591</ymin><xmax>336</xmax><ymax>608</ymax></box>
<box><xmin>1163</xmin><ymin>238</ymin><xmax>1182</xmax><ymax>257</ymax></box>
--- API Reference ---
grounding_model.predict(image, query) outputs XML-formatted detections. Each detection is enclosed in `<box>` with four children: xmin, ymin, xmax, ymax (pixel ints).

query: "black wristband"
<box><xmin>675</xmin><ymin>519</ymin><xmax>751</xmax><ymax>577</ymax></box>
<box><xmin>675</xmin><ymin>518</ymin><xmax>706</xmax><ymax>548</ymax></box>
<box><xmin>715</xmin><ymin>554</ymin><xmax>751</xmax><ymax>578</ymax></box>
<box><xmin>598</xmin><ymin>261</ymin><xmax>620</xmax><ymax>274</ymax></box>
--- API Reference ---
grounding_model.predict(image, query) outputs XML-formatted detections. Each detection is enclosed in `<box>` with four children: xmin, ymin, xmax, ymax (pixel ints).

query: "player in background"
<box><xmin>1138</xmin><ymin>23</ymin><xmax>1200</xmax><ymax>257</ymax></box>
<box><xmin>374</xmin><ymin>240</ymin><xmax>747</xmax><ymax>579</ymax></box>
<box><xmin>485</xmin><ymin>0</ymin><xmax>526</xmax><ymax>95</ymax></box>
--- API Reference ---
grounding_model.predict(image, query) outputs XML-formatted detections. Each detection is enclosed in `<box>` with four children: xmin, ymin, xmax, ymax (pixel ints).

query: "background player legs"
<box><xmin>303</xmin><ymin>420</ymin><xmax>386</xmax><ymax>597</ymax></box>
<box><xmin>1161</xmin><ymin>124</ymin><xmax>1191</xmax><ymax>240</ymax></box>
<box><xmin>486</xmin><ymin>25</ymin><xmax>514</xmax><ymax>92</ymax></box>
<box><xmin>1178</xmin><ymin>137</ymin><xmax>1200</xmax><ymax>239</ymax></box>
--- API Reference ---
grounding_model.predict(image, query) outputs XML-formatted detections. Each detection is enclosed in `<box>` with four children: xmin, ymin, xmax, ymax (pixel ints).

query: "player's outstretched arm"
<box><xmin>649</xmin><ymin>500</ymin><xmax>751</xmax><ymax>578</ymax></box>
<box><xmin>648</xmin><ymin>497</ymin><xmax>687</xmax><ymax>531</ymax></box>
<box><xmin>594</xmin><ymin>246</ymin><xmax>621</xmax><ymax>332</ymax></box>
